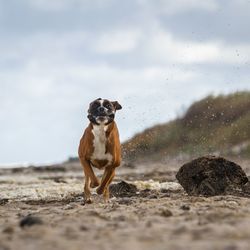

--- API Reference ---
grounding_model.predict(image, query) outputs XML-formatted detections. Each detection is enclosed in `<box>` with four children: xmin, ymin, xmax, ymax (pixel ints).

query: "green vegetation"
<box><xmin>122</xmin><ymin>91</ymin><xmax>250</xmax><ymax>161</ymax></box>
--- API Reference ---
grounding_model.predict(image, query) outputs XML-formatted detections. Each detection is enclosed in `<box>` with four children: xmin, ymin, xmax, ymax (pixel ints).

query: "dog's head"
<box><xmin>87</xmin><ymin>98</ymin><xmax>122</xmax><ymax>125</ymax></box>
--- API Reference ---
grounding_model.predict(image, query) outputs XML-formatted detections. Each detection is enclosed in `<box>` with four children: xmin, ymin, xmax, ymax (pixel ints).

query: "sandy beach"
<box><xmin>1</xmin><ymin>159</ymin><xmax>250</xmax><ymax>250</ymax></box>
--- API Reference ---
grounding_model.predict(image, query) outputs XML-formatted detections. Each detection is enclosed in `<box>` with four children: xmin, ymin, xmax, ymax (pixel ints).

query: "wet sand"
<box><xmin>0</xmin><ymin>160</ymin><xmax>250</xmax><ymax>250</ymax></box>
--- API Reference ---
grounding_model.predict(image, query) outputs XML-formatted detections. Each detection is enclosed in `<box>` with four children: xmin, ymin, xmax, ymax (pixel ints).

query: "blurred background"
<box><xmin>0</xmin><ymin>0</ymin><xmax>250</xmax><ymax>165</ymax></box>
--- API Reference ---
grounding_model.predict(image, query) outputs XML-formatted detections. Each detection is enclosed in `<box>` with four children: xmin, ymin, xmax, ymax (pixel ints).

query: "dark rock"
<box><xmin>19</xmin><ymin>215</ymin><xmax>43</xmax><ymax>228</ymax></box>
<box><xmin>180</xmin><ymin>205</ymin><xmax>190</xmax><ymax>211</ymax></box>
<box><xmin>148</xmin><ymin>194</ymin><xmax>158</xmax><ymax>199</ymax></box>
<box><xmin>160</xmin><ymin>209</ymin><xmax>173</xmax><ymax>217</ymax></box>
<box><xmin>114</xmin><ymin>215</ymin><xmax>127</xmax><ymax>222</ymax></box>
<box><xmin>79</xmin><ymin>225</ymin><xmax>89</xmax><ymax>231</ymax></box>
<box><xmin>242</xmin><ymin>181</ymin><xmax>250</xmax><ymax>194</ymax></box>
<box><xmin>2</xmin><ymin>227</ymin><xmax>14</xmax><ymax>234</ymax></box>
<box><xmin>109</xmin><ymin>181</ymin><xmax>138</xmax><ymax>198</ymax></box>
<box><xmin>139</xmin><ymin>189</ymin><xmax>154</xmax><ymax>198</ymax></box>
<box><xmin>140</xmin><ymin>188</ymin><xmax>151</xmax><ymax>194</ymax></box>
<box><xmin>160</xmin><ymin>188</ymin><xmax>170</xmax><ymax>193</ymax></box>
<box><xmin>145</xmin><ymin>220</ymin><xmax>153</xmax><ymax>228</ymax></box>
<box><xmin>39</xmin><ymin>176</ymin><xmax>67</xmax><ymax>183</ymax></box>
<box><xmin>31</xmin><ymin>165</ymin><xmax>66</xmax><ymax>172</ymax></box>
<box><xmin>176</xmin><ymin>156</ymin><xmax>248</xmax><ymax>196</ymax></box>
<box><xmin>117</xmin><ymin>197</ymin><xmax>134</xmax><ymax>205</ymax></box>
<box><xmin>53</xmin><ymin>177</ymin><xmax>67</xmax><ymax>183</ymax></box>
<box><xmin>0</xmin><ymin>199</ymin><xmax>9</xmax><ymax>206</ymax></box>
<box><xmin>11</xmin><ymin>168</ymin><xmax>24</xmax><ymax>173</ymax></box>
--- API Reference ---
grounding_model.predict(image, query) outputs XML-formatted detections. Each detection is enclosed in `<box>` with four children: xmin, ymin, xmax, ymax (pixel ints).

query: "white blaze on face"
<box><xmin>98</xmin><ymin>99</ymin><xmax>107</xmax><ymax>112</ymax></box>
<box><xmin>99</xmin><ymin>99</ymin><xmax>104</xmax><ymax>106</ymax></box>
<box><xmin>91</xmin><ymin>124</ymin><xmax>113</xmax><ymax>165</ymax></box>
<box><xmin>96</xmin><ymin>99</ymin><xmax>106</xmax><ymax>124</ymax></box>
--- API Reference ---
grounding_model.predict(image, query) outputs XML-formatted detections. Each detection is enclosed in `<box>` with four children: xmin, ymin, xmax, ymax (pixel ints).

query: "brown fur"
<box><xmin>78</xmin><ymin>121</ymin><xmax>121</xmax><ymax>203</ymax></box>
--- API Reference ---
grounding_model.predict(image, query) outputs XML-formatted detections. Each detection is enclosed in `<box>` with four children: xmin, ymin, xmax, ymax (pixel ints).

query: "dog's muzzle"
<box><xmin>88</xmin><ymin>113</ymin><xmax>115</xmax><ymax>125</ymax></box>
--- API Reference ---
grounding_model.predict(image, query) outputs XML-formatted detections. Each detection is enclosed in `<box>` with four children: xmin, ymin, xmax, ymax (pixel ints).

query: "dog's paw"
<box><xmin>84</xmin><ymin>198</ymin><xmax>92</xmax><ymax>204</ymax></box>
<box><xmin>96</xmin><ymin>187</ymin><xmax>104</xmax><ymax>195</ymax></box>
<box><xmin>103</xmin><ymin>198</ymin><xmax>110</xmax><ymax>204</ymax></box>
<box><xmin>90</xmin><ymin>179</ymin><xmax>100</xmax><ymax>188</ymax></box>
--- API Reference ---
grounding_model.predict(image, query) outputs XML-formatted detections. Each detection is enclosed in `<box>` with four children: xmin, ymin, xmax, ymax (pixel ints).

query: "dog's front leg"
<box><xmin>80</xmin><ymin>158</ymin><xmax>100</xmax><ymax>203</ymax></box>
<box><xmin>80</xmin><ymin>158</ymin><xmax>100</xmax><ymax>188</ymax></box>
<box><xmin>83</xmin><ymin>174</ymin><xmax>92</xmax><ymax>203</ymax></box>
<box><xmin>103</xmin><ymin>170</ymin><xmax>115</xmax><ymax>202</ymax></box>
<box><xmin>96</xmin><ymin>166</ymin><xmax>115</xmax><ymax>202</ymax></box>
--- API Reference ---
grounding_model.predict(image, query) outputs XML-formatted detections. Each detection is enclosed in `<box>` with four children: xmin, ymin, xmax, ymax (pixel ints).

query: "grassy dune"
<box><xmin>122</xmin><ymin>91</ymin><xmax>250</xmax><ymax>161</ymax></box>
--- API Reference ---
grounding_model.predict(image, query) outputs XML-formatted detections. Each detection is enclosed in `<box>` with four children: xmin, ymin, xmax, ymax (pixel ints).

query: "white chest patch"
<box><xmin>91</xmin><ymin>124</ymin><xmax>113</xmax><ymax>164</ymax></box>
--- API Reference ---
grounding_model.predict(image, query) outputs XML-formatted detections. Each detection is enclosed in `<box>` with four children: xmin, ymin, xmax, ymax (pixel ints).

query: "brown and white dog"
<box><xmin>78</xmin><ymin>98</ymin><xmax>122</xmax><ymax>203</ymax></box>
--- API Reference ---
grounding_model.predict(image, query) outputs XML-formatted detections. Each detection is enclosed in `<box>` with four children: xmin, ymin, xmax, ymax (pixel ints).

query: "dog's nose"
<box><xmin>98</xmin><ymin>106</ymin><xmax>105</xmax><ymax>112</ymax></box>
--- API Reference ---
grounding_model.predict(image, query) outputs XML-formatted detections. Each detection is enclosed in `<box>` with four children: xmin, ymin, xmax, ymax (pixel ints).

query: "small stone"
<box><xmin>19</xmin><ymin>215</ymin><xmax>43</xmax><ymax>228</ymax></box>
<box><xmin>160</xmin><ymin>188</ymin><xmax>169</xmax><ymax>193</ymax></box>
<box><xmin>109</xmin><ymin>181</ymin><xmax>138</xmax><ymax>198</ymax></box>
<box><xmin>117</xmin><ymin>197</ymin><xmax>133</xmax><ymax>205</ymax></box>
<box><xmin>115</xmin><ymin>215</ymin><xmax>126</xmax><ymax>222</ymax></box>
<box><xmin>180</xmin><ymin>205</ymin><xmax>190</xmax><ymax>211</ymax></box>
<box><xmin>160</xmin><ymin>193</ymin><xmax>170</xmax><ymax>198</ymax></box>
<box><xmin>0</xmin><ymin>199</ymin><xmax>9</xmax><ymax>206</ymax></box>
<box><xmin>139</xmin><ymin>189</ymin><xmax>151</xmax><ymax>198</ymax></box>
<box><xmin>80</xmin><ymin>225</ymin><xmax>88</xmax><ymax>231</ymax></box>
<box><xmin>160</xmin><ymin>209</ymin><xmax>173</xmax><ymax>217</ymax></box>
<box><xmin>242</xmin><ymin>180</ymin><xmax>250</xmax><ymax>194</ymax></box>
<box><xmin>224</xmin><ymin>245</ymin><xmax>237</xmax><ymax>250</ymax></box>
<box><xmin>2</xmin><ymin>227</ymin><xmax>14</xmax><ymax>234</ymax></box>
<box><xmin>148</xmin><ymin>194</ymin><xmax>158</xmax><ymax>199</ymax></box>
<box><xmin>145</xmin><ymin>220</ymin><xmax>153</xmax><ymax>228</ymax></box>
<box><xmin>63</xmin><ymin>204</ymin><xmax>75</xmax><ymax>210</ymax></box>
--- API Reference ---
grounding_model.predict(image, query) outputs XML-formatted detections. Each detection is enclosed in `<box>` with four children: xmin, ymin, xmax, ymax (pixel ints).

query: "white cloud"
<box><xmin>143</xmin><ymin>28</ymin><xmax>250</xmax><ymax>65</ymax></box>
<box><xmin>137</xmin><ymin>0</ymin><xmax>218</xmax><ymax>15</ymax></box>
<box><xmin>2</xmin><ymin>26</ymin><xmax>250</xmax><ymax>69</ymax></box>
<box><xmin>25</xmin><ymin>0</ymin><xmax>113</xmax><ymax>11</ymax></box>
<box><xmin>25</xmin><ymin>0</ymin><xmax>218</xmax><ymax>13</ymax></box>
<box><xmin>0</xmin><ymin>31</ymin><xmax>87</xmax><ymax>63</ymax></box>
<box><xmin>145</xmin><ymin>30</ymin><xmax>220</xmax><ymax>64</ymax></box>
<box><xmin>218</xmin><ymin>43</ymin><xmax>250</xmax><ymax>64</ymax></box>
<box><xmin>6</xmin><ymin>26</ymin><xmax>237</xmax><ymax>68</ymax></box>
<box><xmin>27</xmin><ymin>0</ymin><xmax>69</xmax><ymax>11</ymax></box>
<box><xmin>93</xmin><ymin>30</ymin><xmax>141</xmax><ymax>54</ymax></box>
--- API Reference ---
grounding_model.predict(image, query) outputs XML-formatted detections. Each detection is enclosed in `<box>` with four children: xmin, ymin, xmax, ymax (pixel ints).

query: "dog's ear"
<box><xmin>112</xmin><ymin>101</ymin><xmax>122</xmax><ymax>110</ymax></box>
<box><xmin>87</xmin><ymin>114</ymin><xmax>96</xmax><ymax>124</ymax></box>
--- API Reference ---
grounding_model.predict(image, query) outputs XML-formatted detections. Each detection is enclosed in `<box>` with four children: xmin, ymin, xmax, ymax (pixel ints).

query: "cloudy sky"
<box><xmin>0</xmin><ymin>0</ymin><xmax>250</xmax><ymax>165</ymax></box>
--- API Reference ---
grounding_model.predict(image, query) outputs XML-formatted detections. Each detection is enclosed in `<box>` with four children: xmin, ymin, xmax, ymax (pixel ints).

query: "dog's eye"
<box><xmin>92</xmin><ymin>102</ymin><xmax>100</xmax><ymax>109</ymax></box>
<box><xmin>104</xmin><ymin>103</ymin><xmax>112</xmax><ymax>109</ymax></box>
